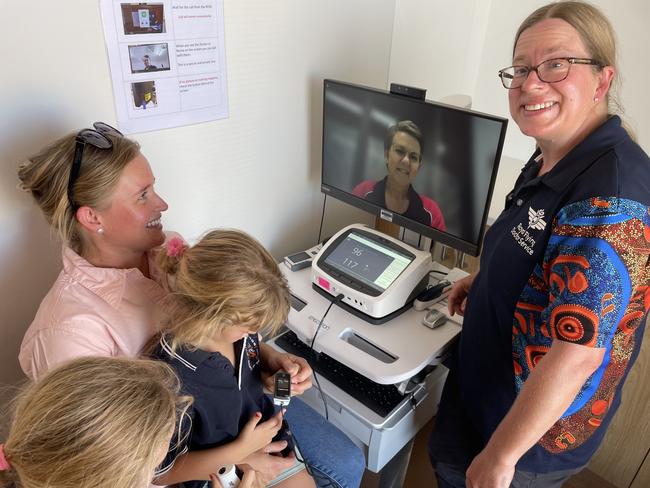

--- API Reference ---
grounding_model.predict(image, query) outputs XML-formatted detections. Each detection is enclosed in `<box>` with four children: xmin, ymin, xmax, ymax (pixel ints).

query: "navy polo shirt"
<box><xmin>153</xmin><ymin>333</ymin><xmax>275</xmax><ymax>487</ymax></box>
<box><xmin>430</xmin><ymin>116</ymin><xmax>650</xmax><ymax>472</ymax></box>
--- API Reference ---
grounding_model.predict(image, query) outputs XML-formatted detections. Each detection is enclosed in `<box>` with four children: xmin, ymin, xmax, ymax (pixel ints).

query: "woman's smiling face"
<box><xmin>385</xmin><ymin>131</ymin><xmax>422</xmax><ymax>187</ymax></box>
<box><xmin>508</xmin><ymin>18</ymin><xmax>611</xmax><ymax>150</ymax></box>
<box><xmin>96</xmin><ymin>153</ymin><xmax>169</xmax><ymax>255</ymax></box>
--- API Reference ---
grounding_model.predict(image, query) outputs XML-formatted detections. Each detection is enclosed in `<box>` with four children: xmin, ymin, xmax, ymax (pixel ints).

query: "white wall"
<box><xmin>389</xmin><ymin>0</ymin><xmax>491</xmax><ymax>101</ymax></box>
<box><xmin>0</xmin><ymin>0</ymin><xmax>394</xmax><ymax>387</ymax></box>
<box><xmin>390</xmin><ymin>0</ymin><xmax>650</xmax><ymax>219</ymax></box>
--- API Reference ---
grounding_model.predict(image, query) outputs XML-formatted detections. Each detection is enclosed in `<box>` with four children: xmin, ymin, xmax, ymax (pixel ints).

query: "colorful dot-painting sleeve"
<box><xmin>542</xmin><ymin>197</ymin><xmax>650</xmax><ymax>349</ymax></box>
<box><xmin>531</xmin><ymin>197</ymin><xmax>650</xmax><ymax>453</ymax></box>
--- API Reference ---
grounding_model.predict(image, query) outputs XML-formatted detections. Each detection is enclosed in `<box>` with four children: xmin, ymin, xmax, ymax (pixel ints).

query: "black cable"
<box><xmin>309</xmin><ymin>295</ymin><xmax>340</xmax><ymax>350</ymax></box>
<box><xmin>285</xmin><ymin>416</ymin><xmax>337</xmax><ymax>488</ymax></box>
<box><xmin>409</xmin><ymin>391</ymin><xmax>418</xmax><ymax>411</ymax></box>
<box><xmin>308</xmin><ymin>293</ymin><xmax>344</xmax><ymax>421</ymax></box>
<box><xmin>629</xmin><ymin>447</ymin><xmax>650</xmax><ymax>488</ymax></box>
<box><xmin>279</xmin><ymin>408</ymin><xmax>327</xmax><ymax>486</ymax></box>
<box><xmin>278</xmin><ymin>338</ymin><xmax>339</xmax><ymax>488</ymax></box>
<box><xmin>317</xmin><ymin>194</ymin><xmax>327</xmax><ymax>245</ymax></box>
<box><xmin>429</xmin><ymin>269</ymin><xmax>448</xmax><ymax>277</ymax></box>
<box><xmin>312</xmin><ymin>369</ymin><xmax>329</xmax><ymax>421</ymax></box>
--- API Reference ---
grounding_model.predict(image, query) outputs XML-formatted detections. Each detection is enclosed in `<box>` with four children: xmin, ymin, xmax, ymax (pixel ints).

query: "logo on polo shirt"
<box><xmin>528</xmin><ymin>207</ymin><xmax>547</xmax><ymax>231</ymax></box>
<box><xmin>511</xmin><ymin>207</ymin><xmax>547</xmax><ymax>256</ymax></box>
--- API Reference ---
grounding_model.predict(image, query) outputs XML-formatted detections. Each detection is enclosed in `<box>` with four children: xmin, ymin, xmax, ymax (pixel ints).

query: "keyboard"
<box><xmin>275</xmin><ymin>330</ymin><xmax>406</xmax><ymax>417</ymax></box>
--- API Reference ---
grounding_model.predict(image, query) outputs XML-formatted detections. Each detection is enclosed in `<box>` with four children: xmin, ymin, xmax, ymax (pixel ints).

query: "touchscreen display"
<box><xmin>323</xmin><ymin>232</ymin><xmax>413</xmax><ymax>292</ymax></box>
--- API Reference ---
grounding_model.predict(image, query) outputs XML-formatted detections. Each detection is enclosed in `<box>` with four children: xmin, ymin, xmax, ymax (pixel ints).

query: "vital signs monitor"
<box><xmin>312</xmin><ymin>224</ymin><xmax>431</xmax><ymax>323</ymax></box>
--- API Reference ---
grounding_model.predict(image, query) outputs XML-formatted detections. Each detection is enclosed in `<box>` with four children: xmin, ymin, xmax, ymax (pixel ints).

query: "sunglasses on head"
<box><xmin>67</xmin><ymin>122</ymin><xmax>123</xmax><ymax>210</ymax></box>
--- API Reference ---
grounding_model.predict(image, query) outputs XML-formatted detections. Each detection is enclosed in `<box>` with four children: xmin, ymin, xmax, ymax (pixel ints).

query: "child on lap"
<box><xmin>152</xmin><ymin>230</ymin><xmax>315</xmax><ymax>488</ymax></box>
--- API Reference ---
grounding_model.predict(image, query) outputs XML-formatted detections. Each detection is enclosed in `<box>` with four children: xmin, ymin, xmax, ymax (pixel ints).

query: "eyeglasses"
<box><xmin>67</xmin><ymin>122</ymin><xmax>123</xmax><ymax>210</ymax></box>
<box><xmin>391</xmin><ymin>144</ymin><xmax>421</xmax><ymax>164</ymax></box>
<box><xmin>498</xmin><ymin>57</ymin><xmax>603</xmax><ymax>89</ymax></box>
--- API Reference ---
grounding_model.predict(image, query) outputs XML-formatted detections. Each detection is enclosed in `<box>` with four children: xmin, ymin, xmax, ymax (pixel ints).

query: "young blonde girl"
<box><xmin>0</xmin><ymin>357</ymin><xmax>190</xmax><ymax>488</ymax></box>
<box><xmin>152</xmin><ymin>229</ymin><xmax>316</xmax><ymax>488</ymax></box>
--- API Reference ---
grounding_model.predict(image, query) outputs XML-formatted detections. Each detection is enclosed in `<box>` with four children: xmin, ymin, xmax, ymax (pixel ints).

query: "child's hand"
<box><xmin>278</xmin><ymin>354</ymin><xmax>313</xmax><ymax>395</ymax></box>
<box><xmin>241</xmin><ymin>445</ymin><xmax>296</xmax><ymax>483</ymax></box>
<box><xmin>260</xmin><ymin>344</ymin><xmax>313</xmax><ymax>395</ymax></box>
<box><xmin>237</xmin><ymin>410</ymin><xmax>283</xmax><ymax>457</ymax></box>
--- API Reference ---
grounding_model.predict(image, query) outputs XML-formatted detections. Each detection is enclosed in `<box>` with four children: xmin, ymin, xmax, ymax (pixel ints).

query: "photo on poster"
<box><xmin>121</xmin><ymin>3</ymin><xmax>166</xmax><ymax>34</ymax></box>
<box><xmin>101</xmin><ymin>0</ymin><xmax>229</xmax><ymax>132</ymax></box>
<box><xmin>131</xmin><ymin>81</ymin><xmax>158</xmax><ymax>110</ymax></box>
<box><xmin>128</xmin><ymin>43</ymin><xmax>171</xmax><ymax>73</ymax></box>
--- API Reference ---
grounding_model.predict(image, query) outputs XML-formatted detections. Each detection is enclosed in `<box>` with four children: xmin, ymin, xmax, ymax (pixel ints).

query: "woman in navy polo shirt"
<box><xmin>429</xmin><ymin>2</ymin><xmax>650</xmax><ymax>487</ymax></box>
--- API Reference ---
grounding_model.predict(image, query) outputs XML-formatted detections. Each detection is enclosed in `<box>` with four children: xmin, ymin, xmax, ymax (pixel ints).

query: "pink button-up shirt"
<box><xmin>19</xmin><ymin>246</ymin><xmax>172</xmax><ymax>381</ymax></box>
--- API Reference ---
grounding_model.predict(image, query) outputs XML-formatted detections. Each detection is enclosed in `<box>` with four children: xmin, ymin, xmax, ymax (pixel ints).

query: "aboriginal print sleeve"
<box><xmin>513</xmin><ymin>197</ymin><xmax>650</xmax><ymax>453</ymax></box>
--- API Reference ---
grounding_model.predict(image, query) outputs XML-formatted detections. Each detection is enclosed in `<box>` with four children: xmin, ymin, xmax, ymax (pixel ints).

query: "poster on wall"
<box><xmin>100</xmin><ymin>0</ymin><xmax>228</xmax><ymax>134</ymax></box>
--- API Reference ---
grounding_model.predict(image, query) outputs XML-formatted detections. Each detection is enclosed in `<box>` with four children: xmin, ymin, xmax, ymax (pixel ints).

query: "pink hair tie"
<box><xmin>0</xmin><ymin>443</ymin><xmax>11</xmax><ymax>470</ymax></box>
<box><xmin>166</xmin><ymin>237</ymin><xmax>187</xmax><ymax>258</ymax></box>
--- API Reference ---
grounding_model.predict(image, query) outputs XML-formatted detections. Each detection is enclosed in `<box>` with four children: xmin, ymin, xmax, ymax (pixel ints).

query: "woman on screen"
<box><xmin>352</xmin><ymin>120</ymin><xmax>446</xmax><ymax>230</ymax></box>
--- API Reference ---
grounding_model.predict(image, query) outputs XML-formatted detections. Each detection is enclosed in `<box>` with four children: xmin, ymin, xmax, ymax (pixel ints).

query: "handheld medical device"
<box><xmin>216</xmin><ymin>464</ymin><xmax>240</xmax><ymax>487</ymax></box>
<box><xmin>273</xmin><ymin>371</ymin><xmax>292</xmax><ymax>407</ymax></box>
<box><xmin>312</xmin><ymin>224</ymin><xmax>431</xmax><ymax>323</ymax></box>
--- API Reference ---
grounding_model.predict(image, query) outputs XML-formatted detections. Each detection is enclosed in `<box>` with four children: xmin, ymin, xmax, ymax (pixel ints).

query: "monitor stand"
<box><xmin>373</xmin><ymin>217</ymin><xmax>433</xmax><ymax>252</ymax></box>
<box><xmin>374</xmin><ymin>216</ymin><xmax>399</xmax><ymax>238</ymax></box>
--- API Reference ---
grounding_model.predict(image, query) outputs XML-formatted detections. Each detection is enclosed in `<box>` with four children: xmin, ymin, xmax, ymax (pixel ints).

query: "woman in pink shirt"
<box><xmin>17</xmin><ymin>123</ymin><xmax>297</xmax><ymax>483</ymax></box>
<box><xmin>17</xmin><ymin>122</ymin><xmax>366</xmax><ymax>488</ymax></box>
<box><xmin>18</xmin><ymin>123</ymin><xmax>172</xmax><ymax>380</ymax></box>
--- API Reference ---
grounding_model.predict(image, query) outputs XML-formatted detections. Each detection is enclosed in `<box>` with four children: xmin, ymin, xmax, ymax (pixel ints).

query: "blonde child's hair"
<box><xmin>17</xmin><ymin>129</ymin><xmax>140</xmax><ymax>252</ymax></box>
<box><xmin>0</xmin><ymin>357</ymin><xmax>191</xmax><ymax>488</ymax></box>
<box><xmin>157</xmin><ymin>229</ymin><xmax>291</xmax><ymax>350</ymax></box>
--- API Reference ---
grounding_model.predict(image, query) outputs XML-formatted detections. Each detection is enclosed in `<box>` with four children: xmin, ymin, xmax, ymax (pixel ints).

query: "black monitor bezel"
<box><xmin>320</xmin><ymin>79</ymin><xmax>508</xmax><ymax>257</ymax></box>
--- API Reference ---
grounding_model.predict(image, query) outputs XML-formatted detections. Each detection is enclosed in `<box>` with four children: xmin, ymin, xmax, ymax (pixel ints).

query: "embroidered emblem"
<box><xmin>511</xmin><ymin>223</ymin><xmax>535</xmax><ymax>255</ymax></box>
<box><xmin>528</xmin><ymin>207</ymin><xmax>547</xmax><ymax>231</ymax></box>
<box><xmin>245</xmin><ymin>337</ymin><xmax>260</xmax><ymax>371</ymax></box>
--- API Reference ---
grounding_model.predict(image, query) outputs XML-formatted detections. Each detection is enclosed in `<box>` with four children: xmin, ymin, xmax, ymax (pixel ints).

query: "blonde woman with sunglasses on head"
<box><xmin>16</xmin><ymin>123</ymin><xmax>365</xmax><ymax>487</ymax></box>
<box><xmin>17</xmin><ymin>122</ymin><xmax>172</xmax><ymax>380</ymax></box>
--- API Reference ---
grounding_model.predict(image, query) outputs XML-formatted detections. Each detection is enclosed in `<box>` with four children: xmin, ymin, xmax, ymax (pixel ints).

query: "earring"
<box><xmin>594</xmin><ymin>97</ymin><xmax>599</xmax><ymax>102</ymax></box>
<box><xmin>97</xmin><ymin>227</ymin><xmax>104</xmax><ymax>234</ymax></box>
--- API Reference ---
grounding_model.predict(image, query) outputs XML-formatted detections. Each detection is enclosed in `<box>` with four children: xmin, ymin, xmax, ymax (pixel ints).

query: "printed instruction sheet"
<box><xmin>100</xmin><ymin>0</ymin><xmax>228</xmax><ymax>133</ymax></box>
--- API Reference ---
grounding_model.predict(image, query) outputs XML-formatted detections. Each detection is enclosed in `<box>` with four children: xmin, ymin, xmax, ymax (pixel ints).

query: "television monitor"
<box><xmin>321</xmin><ymin>79</ymin><xmax>508</xmax><ymax>256</ymax></box>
